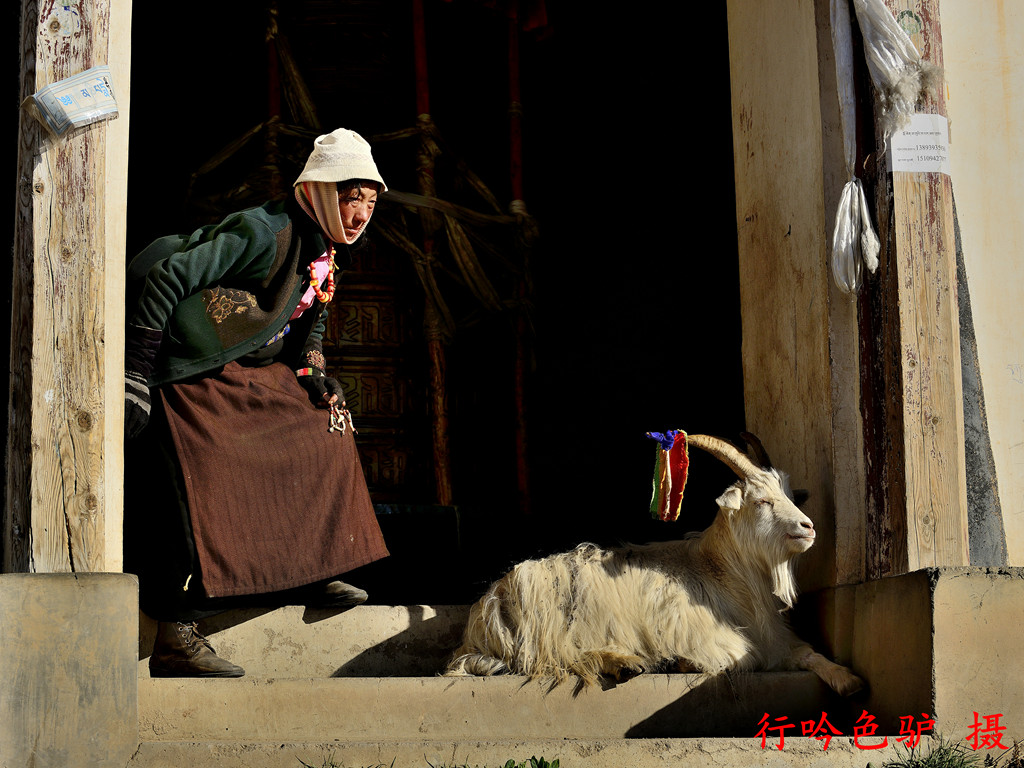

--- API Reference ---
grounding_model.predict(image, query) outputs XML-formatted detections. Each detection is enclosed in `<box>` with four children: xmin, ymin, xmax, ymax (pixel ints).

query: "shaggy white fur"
<box><xmin>445</xmin><ymin>435</ymin><xmax>864</xmax><ymax>696</ymax></box>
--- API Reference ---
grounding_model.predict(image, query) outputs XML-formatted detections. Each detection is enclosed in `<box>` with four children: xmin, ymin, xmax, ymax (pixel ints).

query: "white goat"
<box><xmin>445</xmin><ymin>434</ymin><xmax>864</xmax><ymax>696</ymax></box>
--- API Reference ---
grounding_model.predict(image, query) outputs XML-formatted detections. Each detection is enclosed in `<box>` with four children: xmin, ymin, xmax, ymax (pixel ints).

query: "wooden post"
<box><xmin>812</xmin><ymin>0</ymin><xmax>871</xmax><ymax>586</ymax></box>
<box><xmin>727</xmin><ymin>0</ymin><xmax>840</xmax><ymax>592</ymax></box>
<box><xmin>729</xmin><ymin>0</ymin><xmax>969</xmax><ymax>587</ymax></box>
<box><xmin>867</xmin><ymin>0</ymin><xmax>969</xmax><ymax>575</ymax></box>
<box><xmin>412</xmin><ymin>0</ymin><xmax>453</xmax><ymax>506</ymax></box>
<box><xmin>6</xmin><ymin>0</ymin><xmax>130</xmax><ymax>573</ymax></box>
<box><xmin>103</xmin><ymin>2</ymin><xmax>131</xmax><ymax>572</ymax></box>
<box><xmin>507</xmin><ymin>8</ymin><xmax>531</xmax><ymax>516</ymax></box>
<box><xmin>264</xmin><ymin>0</ymin><xmax>283</xmax><ymax>197</ymax></box>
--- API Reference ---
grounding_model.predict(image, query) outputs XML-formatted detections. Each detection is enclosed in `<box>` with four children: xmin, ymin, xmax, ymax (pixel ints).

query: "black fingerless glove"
<box><xmin>296</xmin><ymin>366</ymin><xmax>346</xmax><ymax>407</ymax></box>
<box><xmin>125</xmin><ymin>324</ymin><xmax>163</xmax><ymax>439</ymax></box>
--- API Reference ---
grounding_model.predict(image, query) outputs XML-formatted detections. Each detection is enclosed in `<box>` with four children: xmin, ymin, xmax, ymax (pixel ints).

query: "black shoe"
<box><xmin>305</xmin><ymin>580</ymin><xmax>368</xmax><ymax>609</ymax></box>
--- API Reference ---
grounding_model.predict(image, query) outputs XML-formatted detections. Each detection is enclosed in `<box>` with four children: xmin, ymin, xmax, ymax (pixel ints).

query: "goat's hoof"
<box><xmin>611</xmin><ymin>660</ymin><xmax>646</xmax><ymax>683</ymax></box>
<box><xmin>835</xmin><ymin>673</ymin><xmax>867</xmax><ymax>697</ymax></box>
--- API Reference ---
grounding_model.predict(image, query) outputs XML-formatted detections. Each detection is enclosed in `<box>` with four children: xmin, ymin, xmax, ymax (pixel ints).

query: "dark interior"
<box><xmin>120</xmin><ymin>1</ymin><xmax>745</xmax><ymax>602</ymax></box>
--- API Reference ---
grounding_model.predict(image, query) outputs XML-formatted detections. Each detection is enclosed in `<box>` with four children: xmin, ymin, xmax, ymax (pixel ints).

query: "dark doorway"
<box><xmin>126</xmin><ymin>1</ymin><xmax>743</xmax><ymax>601</ymax></box>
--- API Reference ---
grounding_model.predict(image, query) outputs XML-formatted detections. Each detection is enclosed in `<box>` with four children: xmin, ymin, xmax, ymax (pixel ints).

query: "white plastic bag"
<box><xmin>829</xmin><ymin>0</ymin><xmax>939</xmax><ymax>292</ymax></box>
<box><xmin>852</xmin><ymin>0</ymin><xmax>942</xmax><ymax>142</ymax></box>
<box><xmin>831</xmin><ymin>178</ymin><xmax>881</xmax><ymax>293</ymax></box>
<box><xmin>830</xmin><ymin>0</ymin><xmax>881</xmax><ymax>293</ymax></box>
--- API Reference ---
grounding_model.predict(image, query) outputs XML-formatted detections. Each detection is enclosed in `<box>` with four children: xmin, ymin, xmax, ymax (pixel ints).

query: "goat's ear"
<box><xmin>715</xmin><ymin>485</ymin><xmax>743</xmax><ymax>514</ymax></box>
<box><xmin>792</xmin><ymin>489</ymin><xmax>810</xmax><ymax>507</ymax></box>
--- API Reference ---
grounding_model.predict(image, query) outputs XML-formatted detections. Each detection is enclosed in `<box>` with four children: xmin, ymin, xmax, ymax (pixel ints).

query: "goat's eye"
<box><xmin>757</xmin><ymin>499</ymin><xmax>773</xmax><ymax>507</ymax></box>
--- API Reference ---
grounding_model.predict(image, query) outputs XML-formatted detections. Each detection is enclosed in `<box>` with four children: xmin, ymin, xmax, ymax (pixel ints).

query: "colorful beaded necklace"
<box><xmin>309</xmin><ymin>246</ymin><xmax>338</xmax><ymax>304</ymax></box>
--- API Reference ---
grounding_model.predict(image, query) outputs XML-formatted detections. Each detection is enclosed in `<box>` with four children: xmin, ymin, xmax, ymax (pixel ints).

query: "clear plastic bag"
<box><xmin>24</xmin><ymin>65</ymin><xmax>119</xmax><ymax>139</ymax></box>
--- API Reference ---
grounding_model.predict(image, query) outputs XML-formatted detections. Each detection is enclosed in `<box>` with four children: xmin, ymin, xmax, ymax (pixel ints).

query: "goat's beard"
<box><xmin>787</xmin><ymin>535</ymin><xmax>814</xmax><ymax>554</ymax></box>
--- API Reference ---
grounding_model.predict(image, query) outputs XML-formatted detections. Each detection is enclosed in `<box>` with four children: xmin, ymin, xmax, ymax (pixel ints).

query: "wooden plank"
<box><xmin>813</xmin><ymin>0</ymin><xmax>870</xmax><ymax>585</ymax></box>
<box><xmin>727</xmin><ymin>0</ymin><xmax>839</xmax><ymax>591</ymax></box>
<box><xmin>412</xmin><ymin>0</ymin><xmax>453</xmax><ymax>506</ymax></box>
<box><xmin>7</xmin><ymin>0</ymin><xmax>115</xmax><ymax>572</ymax></box>
<box><xmin>875</xmin><ymin>0</ymin><xmax>970</xmax><ymax>570</ymax></box>
<box><xmin>864</xmin><ymin>189</ymin><xmax>909</xmax><ymax>577</ymax></box>
<box><xmin>891</xmin><ymin>172</ymin><xmax>969</xmax><ymax>566</ymax></box>
<box><xmin>6</xmin><ymin>0</ymin><xmax>40</xmax><ymax>572</ymax></box>
<box><xmin>103</xmin><ymin>0</ymin><xmax>131</xmax><ymax>571</ymax></box>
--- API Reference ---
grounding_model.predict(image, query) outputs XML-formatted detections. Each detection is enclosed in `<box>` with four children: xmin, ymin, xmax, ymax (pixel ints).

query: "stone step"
<box><xmin>128</xmin><ymin>736</ymin><xmax>910</xmax><ymax>768</ymax></box>
<box><xmin>139</xmin><ymin>672</ymin><xmax>855</xmax><ymax>743</ymax></box>
<box><xmin>137</xmin><ymin>604</ymin><xmax>860</xmax><ymax>749</ymax></box>
<box><xmin>138</xmin><ymin>605</ymin><xmax>470</xmax><ymax>679</ymax></box>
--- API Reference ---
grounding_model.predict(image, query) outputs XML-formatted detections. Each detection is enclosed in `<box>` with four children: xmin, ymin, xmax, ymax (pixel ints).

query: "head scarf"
<box><xmin>294</xmin><ymin>181</ymin><xmax>375</xmax><ymax>245</ymax></box>
<box><xmin>294</xmin><ymin>180</ymin><xmax>382</xmax><ymax>243</ymax></box>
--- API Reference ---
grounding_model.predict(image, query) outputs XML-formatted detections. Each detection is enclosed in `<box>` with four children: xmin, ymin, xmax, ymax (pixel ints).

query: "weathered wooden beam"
<box><xmin>103</xmin><ymin>1</ymin><xmax>131</xmax><ymax>572</ymax></box>
<box><xmin>6</xmin><ymin>1</ymin><xmax>39</xmax><ymax>573</ymax></box>
<box><xmin>867</xmin><ymin>0</ymin><xmax>969</xmax><ymax>575</ymax></box>
<box><xmin>727</xmin><ymin>0</ymin><xmax>840</xmax><ymax>592</ymax></box>
<box><xmin>6</xmin><ymin>0</ymin><xmax>128</xmax><ymax>573</ymax></box>
<box><xmin>412</xmin><ymin>0</ymin><xmax>453</xmax><ymax>506</ymax></box>
<box><xmin>729</xmin><ymin>0</ymin><xmax>970</xmax><ymax>587</ymax></box>
<box><xmin>814</xmin><ymin>0</ymin><xmax>871</xmax><ymax>586</ymax></box>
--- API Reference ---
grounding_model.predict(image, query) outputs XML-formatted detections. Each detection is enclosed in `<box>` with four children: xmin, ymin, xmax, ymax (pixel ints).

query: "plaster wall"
<box><xmin>941</xmin><ymin>2</ymin><xmax>1024</xmax><ymax>564</ymax></box>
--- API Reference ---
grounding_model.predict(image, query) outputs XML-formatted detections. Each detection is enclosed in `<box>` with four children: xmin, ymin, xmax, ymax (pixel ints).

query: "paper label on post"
<box><xmin>888</xmin><ymin>113</ymin><xmax>951</xmax><ymax>175</ymax></box>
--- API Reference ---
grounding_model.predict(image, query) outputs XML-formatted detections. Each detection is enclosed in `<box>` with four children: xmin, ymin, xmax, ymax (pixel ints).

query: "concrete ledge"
<box><xmin>138</xmin><ymin>604</ymin><xmax>470</xmax><ymax>678</ymax></box>
<box><xmin>128</xmin><ymin>566</ymin><xmax>1024</xmax><ymax>761</ymax></box>
<box><xmin>804</xmin><ymin>566</ymin><xmax>1024</xmax><ymax>743</ymax></box>
<box><xmin>0</xmin><ymin>573</ymin><xmax>139</xmax><ymax>768</ymax></box>
<box><xmin>139</xmin><ymin>672</ymin><xmax>855</xmax><ymax>742</ymax></box>
<box><xmin>128</xmin><ymin>736</ymin><xmax>919</xmax><ymax>768</ymax></box>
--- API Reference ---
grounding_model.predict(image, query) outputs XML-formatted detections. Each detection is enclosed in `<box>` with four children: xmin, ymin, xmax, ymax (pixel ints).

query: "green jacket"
<box><xmin>127</xmin><ymin>199</ymin><xmax>339</xmax><ymax>386</ymax></box>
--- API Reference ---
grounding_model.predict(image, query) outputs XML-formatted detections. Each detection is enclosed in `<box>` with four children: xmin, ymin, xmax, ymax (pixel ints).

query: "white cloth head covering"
<box><xmin>294</xmin><ymin>127</ymin><xmax>387</xmax><ymax>190</ymax></box>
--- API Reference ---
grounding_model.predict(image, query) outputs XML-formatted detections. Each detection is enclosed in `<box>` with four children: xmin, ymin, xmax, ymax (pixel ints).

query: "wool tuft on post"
<box><xmin>444</xmin><ymin>434</ymin><xmax>864</xmax><ymax>696</ymax></box>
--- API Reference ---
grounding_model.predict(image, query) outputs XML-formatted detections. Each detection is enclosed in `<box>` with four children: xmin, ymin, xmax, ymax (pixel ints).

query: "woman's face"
<box><xmin>337</xmin><ymin>183</ymin><xmax>378</xmax><ymax>241</ymax></box>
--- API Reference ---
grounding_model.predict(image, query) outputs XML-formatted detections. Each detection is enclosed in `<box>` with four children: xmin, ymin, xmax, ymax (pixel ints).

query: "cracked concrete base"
<box><xmin>128</xmin><ymin>736</ymin><xmax>918</xmax><ymax>768</ymax></box>
<box><xmin>804</xmin><ymin>566</ymin><xmax>1024</xmax><ymax>742</ymax></box>
<box><xmin>5</xmin><ymin>567</ymin><xmax>1023</xmax><ymax>767</ymax></box>
<box><xmin>0</xmin><ymin>573</ymin><xmax>139</xmax><ymax>768</ymax></box>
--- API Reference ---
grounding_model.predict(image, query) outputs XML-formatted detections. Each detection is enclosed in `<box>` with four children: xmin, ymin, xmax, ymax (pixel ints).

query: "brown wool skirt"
<box><xmin>161</xmin><ymin>361</ymin><xmax>389</xmax><ymax>598</ymax></box>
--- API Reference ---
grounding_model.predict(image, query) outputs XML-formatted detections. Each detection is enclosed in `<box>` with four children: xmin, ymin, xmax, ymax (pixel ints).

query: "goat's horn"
<box><xmin>687</xmin><ymin>434</ymin><xmax>762</xmax><ymax>479</ymax></box>
<box><xmin>739</xmin><ymin>431</ymin><xmax>774</xmax><ymax>469</ymax></box>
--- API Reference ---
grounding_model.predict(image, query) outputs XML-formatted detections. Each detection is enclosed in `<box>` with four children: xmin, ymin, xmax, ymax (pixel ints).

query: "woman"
<box><xmin>124</xmin><ymin>128</ymin><xmax>390</xmax><ymax>677</ymax></box>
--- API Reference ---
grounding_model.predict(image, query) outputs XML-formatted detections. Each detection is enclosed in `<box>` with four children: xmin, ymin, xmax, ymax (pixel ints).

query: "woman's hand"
<box><xmin>296</xmin><ymin>367</ymin><xmax>346</xmax><ymax>407</ymax></box>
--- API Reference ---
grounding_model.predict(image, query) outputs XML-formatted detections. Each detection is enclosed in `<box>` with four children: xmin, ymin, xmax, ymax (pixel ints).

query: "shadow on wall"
<box><xmin>623</xmin><ymin>670</ymin><xmax>865</xmax><ymax>738</ymax></box>
<box><xmin>331</xmin><ymin>604</ymin><xmax>467</xmax><ymax>677</ymax></box>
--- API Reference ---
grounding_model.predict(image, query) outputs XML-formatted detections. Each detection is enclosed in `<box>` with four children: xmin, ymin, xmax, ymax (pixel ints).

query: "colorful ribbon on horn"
<box><xmin>646</xmin><ymin>429</ymin><xmax>689</xmax><ymax>522</ymax></box>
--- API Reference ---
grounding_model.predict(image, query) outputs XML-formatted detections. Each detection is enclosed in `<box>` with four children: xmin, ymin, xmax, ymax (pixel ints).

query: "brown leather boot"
<box><xmin>149</xmin><ymin>621</ymin><xmax>245</xmax><ymax>678</ymax></box>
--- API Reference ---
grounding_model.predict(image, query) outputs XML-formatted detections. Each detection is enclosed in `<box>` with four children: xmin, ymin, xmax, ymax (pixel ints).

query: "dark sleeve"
<box><xmin>298</xmin><ymin>305</ymin><xmax>328</xmax><ymax>369</ymax></box>
<box><xmin>129</xmin><ymin>212</ymin><xmax>279</xmax><ymax>332</ymax></box>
